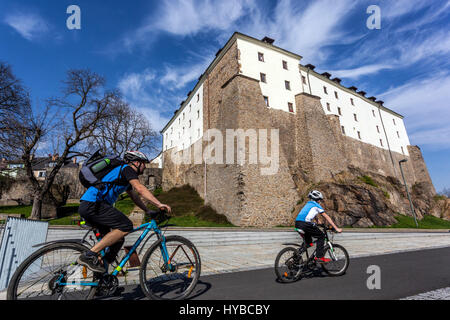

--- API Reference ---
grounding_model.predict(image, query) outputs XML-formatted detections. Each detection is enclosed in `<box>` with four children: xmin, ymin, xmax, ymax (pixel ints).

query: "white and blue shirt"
<box><xmin>296</xmin><ymin>201</ymin><xmax>325</xmax><ymax>222</ymax></box>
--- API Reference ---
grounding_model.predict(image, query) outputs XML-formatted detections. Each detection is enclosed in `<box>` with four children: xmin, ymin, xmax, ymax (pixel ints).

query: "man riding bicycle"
<box><xmin>295</xmin><ymin>190</ymin><xmax>342</xmax><ymax>263</ymax></box>
<box><xmin>77</xmin><ymin>150</ymin><xmax>172</xmax><ymax>273</ymax></box>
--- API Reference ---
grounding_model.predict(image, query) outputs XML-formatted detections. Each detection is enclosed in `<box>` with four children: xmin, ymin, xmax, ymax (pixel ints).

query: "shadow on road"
<box><xmin>95</xmin><ymin>279</ymin><xmax>212</xmax><ymax>300</ymax></box>
<box><xmin>274</xmin><ymin>266</ymin><xmax>331</xmax><ymax>284</ymax></box>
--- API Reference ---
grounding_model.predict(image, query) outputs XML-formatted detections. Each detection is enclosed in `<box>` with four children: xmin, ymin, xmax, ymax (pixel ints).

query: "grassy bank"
<box><xmin>0</xmin><ymin>185</ymin><xmax>235</xmax><ymax>227</ymax></box>
<box><xmin>372</xmin><ymin>214</ymin><xmax>450</xmax><ymax>229</ymax></box>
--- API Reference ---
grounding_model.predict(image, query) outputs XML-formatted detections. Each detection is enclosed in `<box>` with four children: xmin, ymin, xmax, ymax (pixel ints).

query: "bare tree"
<box><xmin>0</xmin><ymin>64</ymin><xmax>122</xmax><ymax>220</ymax></box>
<box><xmin>88</xmin><ymin>98</ymin><xmax>158</xmax><ymax>157</ymax></box>
<box><xmin>0</xmin><ymin>62</ymin><xmax>33</xmax><ymax>158</ymax></box>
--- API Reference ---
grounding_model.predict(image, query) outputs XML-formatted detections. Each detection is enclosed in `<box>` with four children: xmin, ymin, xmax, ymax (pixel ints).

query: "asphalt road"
<box><xmin>103</xmin><ymin>247</ymin><xmax>450</xmax><ymax>300</ymax></box>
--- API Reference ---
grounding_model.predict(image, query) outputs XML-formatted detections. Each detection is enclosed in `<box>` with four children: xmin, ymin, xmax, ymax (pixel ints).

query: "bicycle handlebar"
<box><xmin>317</xmin><ymin>224</ymin><xmax>337</xmax><ymax>232</ymax></box>
<box><xmin>146</xmin><ymin>208</ymin><xmax>171</xmax><ymax>225</ymax></box>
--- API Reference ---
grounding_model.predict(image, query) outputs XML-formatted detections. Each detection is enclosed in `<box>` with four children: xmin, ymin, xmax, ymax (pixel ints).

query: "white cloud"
<box><xmin>160</xmin><ymin>59</ymin><xmax>210</xmax><ymax>89</ymax></box>
<box><xmin>152</xmin><ymin>0</ymin><xmax>251</xmax><ymax>35</ymax></box>
<box><xmin>380</xmin><ymin>73</ymin><xmax>450</xmax><ymax>150</ymax></box>
<box><xmin>395</xmin><ymin>1</ymin><xmax>450</xmax><ymax>32</ymax></box>
<box><xmin>268</xmin><ymin>0</ymin><xmax>355</xmax><ymax>62</ymax></box>
<box><xmin>117</xmin><ymin>69</ymin><xmax>182</xmax><ymax>132</ymax></box>
<box><xmin>118</xmin><ymin>69</ymin><xmax>156</xmax><ymax>101</ymax></box>
<box><xmin>327</xmin><ymin>64</ymin><xmax>393</xmax><ymax>79</ymax></box>
<box><xmin>4</xmin><ymin>11</ymin><xmax>49</xmax><ymax>41</ymax></box>
<box><xmin>120</xmin><ymin>0</ymin><xmax>255</xmax><ymax>51</ymax></box>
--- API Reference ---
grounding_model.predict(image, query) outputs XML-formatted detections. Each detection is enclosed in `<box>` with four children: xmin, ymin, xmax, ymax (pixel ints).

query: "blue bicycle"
<box><xmin>7</xmin><ymin>210</ymin><xmax>201</xmax><ymax>300</ymax></box>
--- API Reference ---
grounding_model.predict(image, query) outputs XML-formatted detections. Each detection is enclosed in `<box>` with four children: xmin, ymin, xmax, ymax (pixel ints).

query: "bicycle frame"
<box><xmin>293</xmin><ymin>225</ymin><xmax>337</xmax><ymax>263</ymax></box>
<box><xmin>58</xmin><ymin>219</ymin><xmax>171</xmax><ymax>287</ymax></box>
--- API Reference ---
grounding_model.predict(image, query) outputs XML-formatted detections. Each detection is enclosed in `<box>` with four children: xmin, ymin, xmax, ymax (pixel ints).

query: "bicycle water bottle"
<box><xmin>91</xmin><ymin>158</ymin><xmax>110</xmax><ymax>173</ymax></box>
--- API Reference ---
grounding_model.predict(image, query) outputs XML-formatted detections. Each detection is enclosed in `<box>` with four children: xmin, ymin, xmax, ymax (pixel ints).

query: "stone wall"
<box><xmin>161</xmin><ymin>38</ymin><xmax>437</xmax><ymax>227</ymax></box>
<box><xmin>140</xmin><ymin>167</ymin><xmax>163</xmax><ymax>191</ymax></box>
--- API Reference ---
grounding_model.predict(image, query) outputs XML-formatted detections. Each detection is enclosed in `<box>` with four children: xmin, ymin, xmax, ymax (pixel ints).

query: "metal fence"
<box><xmin>0</xmin><ymin>217</ymin><xmax>48</xmax><ymax>291</ymax></box>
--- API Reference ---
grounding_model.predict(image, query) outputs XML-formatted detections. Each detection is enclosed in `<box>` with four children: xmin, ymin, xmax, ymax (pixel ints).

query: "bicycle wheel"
<box><xmin>139</xmin><ymin>235</ymin><xmax>201</xmax><ymax>300</ymax></box>
<box><xmin>7</xmin><ymin>243</ymin><xmax>98</xmax><ymax>300</ymax></box>
<box><xmin>274</xmin><ymin>247</ymin><xmax>304</xmax><ymax>283</ymax></box>
<box><xmin>321</xmin><ymin>243</ymin><xmax>349</xmax><ymax>276</ymax></box>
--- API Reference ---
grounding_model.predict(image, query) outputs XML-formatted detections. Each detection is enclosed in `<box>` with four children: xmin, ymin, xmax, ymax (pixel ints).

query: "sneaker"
<box><xmin>315</xmin><ymin>257</ymin><xmax>332</xmax><ymax>263</ymax></box>
<box><xmin>77</xmin><ymin>252</ymin><xmax>106</xmax><ymax>273</ymax></box>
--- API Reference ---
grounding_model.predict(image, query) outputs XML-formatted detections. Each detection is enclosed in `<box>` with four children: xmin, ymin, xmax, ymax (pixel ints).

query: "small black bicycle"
<box><xmin>274</xmin><ymin>224</ymin><xmax>349</xmax><ymax>282</ymax></box>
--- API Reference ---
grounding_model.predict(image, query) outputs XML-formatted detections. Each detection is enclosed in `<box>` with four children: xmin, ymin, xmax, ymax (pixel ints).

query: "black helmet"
<box><xmin>308</xmin><ymin>190</ymin><xmax>324</xmax><ymax>201</ymax></box>
<box><xmin>124</xmin><ymin>150</ymin><xmax>149</xmax><ymax>163</ymax></box>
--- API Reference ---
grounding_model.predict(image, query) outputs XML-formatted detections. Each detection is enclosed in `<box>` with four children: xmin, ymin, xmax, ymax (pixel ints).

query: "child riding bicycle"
<box><xmin>295</xmin><ymin>190</ymin><xmax>342</xmax><ymax>263</ymax></box>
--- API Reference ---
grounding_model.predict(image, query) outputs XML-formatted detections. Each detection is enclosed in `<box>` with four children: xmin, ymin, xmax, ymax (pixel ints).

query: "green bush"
<box><xmin>359</xmin><ymin>175</ymin><xmax>378</xmax><ymax>187</ymax></box>
<box><xmin>153</xmin><ymin>187</ymin><xmax>163</xmax><ymax>196</ymax></box>
<box><xmin>433</xmin><ymin>194</ymin><xmax>446</xmax><ymax>201</ymax></box>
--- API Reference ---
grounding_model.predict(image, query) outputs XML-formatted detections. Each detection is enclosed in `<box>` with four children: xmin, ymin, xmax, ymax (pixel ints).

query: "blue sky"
<box><xmin>1</xmin><ymin>0</ymin><xmax>449</xmax><ymax>192</ymax></box>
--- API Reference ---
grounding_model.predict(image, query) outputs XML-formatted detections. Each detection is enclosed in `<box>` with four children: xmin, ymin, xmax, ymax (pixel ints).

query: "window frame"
<box><xmin>258</xmin><ymin>52</ymin><xmax>264</xmax><ymax>62</ymax></box>
<box><xmin>288</xmin><ymin>102</ymin><xmax>294</xmax><ymax>113</ymax></box>
<box><xmin>285</xmin><ymin>80</ymin><xmax>291</xmax><ymax>91</ymax></box>
<box><xmin>260</xmin><ymin>72</ymin><xmax>267</xmax><ymax>83</ymax></box>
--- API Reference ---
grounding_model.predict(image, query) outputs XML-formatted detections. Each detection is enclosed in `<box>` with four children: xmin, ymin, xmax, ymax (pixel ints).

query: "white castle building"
<box><xmin>160</xmin><ymin>32</ymin><xmax>410</xmax><ymax>161</ymax></box>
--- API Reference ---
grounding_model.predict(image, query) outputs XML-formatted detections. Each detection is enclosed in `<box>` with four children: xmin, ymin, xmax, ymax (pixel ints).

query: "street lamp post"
<box><xmin>399</xmin><ymin>159</ymin><xmax>418</xmax><ymax>228</ymax></box>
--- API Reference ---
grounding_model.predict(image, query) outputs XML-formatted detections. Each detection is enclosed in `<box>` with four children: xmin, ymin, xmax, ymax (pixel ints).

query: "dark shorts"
<box><xmin>79</xmin><ymin>200</ymin><xmax>133</xmax><ymax>233</ymax></box>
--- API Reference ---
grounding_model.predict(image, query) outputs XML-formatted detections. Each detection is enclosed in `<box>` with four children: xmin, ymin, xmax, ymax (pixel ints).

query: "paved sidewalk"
<box><xmin>401</xmin><ymin>287</ymin><xmax>450</xmax><ymax>300</ymax></box>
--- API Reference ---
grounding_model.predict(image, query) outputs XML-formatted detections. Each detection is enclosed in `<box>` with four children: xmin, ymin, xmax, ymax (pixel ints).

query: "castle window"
<box><xmin>380</xmin><ymin>139</ymin><xmax>383</xmax><ymax>147</ymax></box>
<box><xmin>198</xmin><ymin>128</ymin><xmax>200</xmax><ymax>137</ymax></box>
<box><xmin>302</xmin><ymin>76</ymin><xmax>307</xmax><ymax>84</ymax></box>
<box><xmin>397</xmin><ymin>131</ymin><xmax>400</xmax><ymax>138</ymax></box>
<box><xmin>183</xmin><ymin>112</ymin><xmax>185</xmax><ymax>120</ymax></box>
<box><xmin>285</xmin><ymin>80</ymin><xmax>291</xmax><ymax>90</ymax></box>
<box><xmin>338</xmin><ymin>107</ymin><xmax>342</xmax><ymax>115</ymax></box>
<box><xmin>282</xmin><ymin>60</ymin><xmax>288</xmax><ymax>70</ymax></box>
<box><xmin>323</xmin><ymin>86</ymin><xmax>328</xmax><ymax>94</ymax></box>
<box><xmin>353</xmin><ymin>113</ymin><xmax>358</xmax><ymax>121</ymax></box>
<box><xmin>357</xmin><ymin>131</ymin><xmax>361</xmax><ymax>139</ymax></box>
<box><xmin>263</xmin><ymin>96</ymin><xmax>269</xmax><ymax>107</ymax></box>
<box><xmin>341</xmin><ymin>126</ymin><xmax>345</xmax><ymax>134</ymax></box>
<box><xmin>260</xmin><ymin>73</ymin><xmax>266</xmax><ymax>83</ymax></box>
<box><xmin>376</xmin><ymin>125</ymin><xmax>380</xmax><ymax>133</ymax></box>
<box><xmin>350</xmin><ymin>98</ymin><xmax>354</xmax><ymax>106</ymax></box>
<box><xmin>372</xmin><ymin>110</ymin><xmax>376</xmax><ymax>117</ymax></box>
<box><xmin>258</xmin><ymin>52</ymin><xmax>264</xmax><ymax>62</ymax></box>
<box><xmin>326</xmin><ymin>102</ymin><xmax>331</xmax><ymax>112</ymax></box>
<box><xmin>393</xmin><ymin>118</ymin><xmax>396</xmax><ymax>125</ymax></box>
<box><xmin>401</xmin><ymin>146</ymin><xmax>405</xmax><ymax>154</ymax></box>
<box><xmin>197</xmin><ymin>110</ymin><xmax>200</xmax><ymax>119</ymax></box>
<box><xmin>197</xmin><ymin>94</ymin><xmax>199</xmax><ymax>102</ymax></box>
<box><xmin>189</xmin><ymin>120</ymin><xmax>191</xmax><ymax>128</ymax></box>
<box><xmin>288</xmin><ymin>102</ymin><xmax>294</xmax><ymax>113</ymax></box>
<box><xmin>189</xmin><ymin>104</ymin><xmax>191</xmax><ymax>112</ymax></box>
<box><xmin>334</xmin><ymin>91</ymin><xmax>339</xmax><ymax>99</ymax></box>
